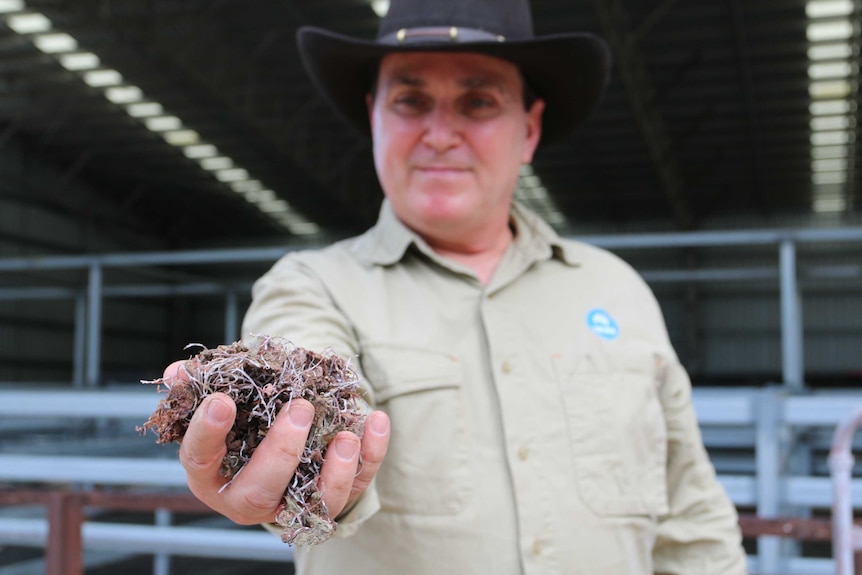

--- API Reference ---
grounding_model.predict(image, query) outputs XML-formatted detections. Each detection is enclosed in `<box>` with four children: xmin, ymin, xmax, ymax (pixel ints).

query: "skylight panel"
<box><xmin>126</xmin><ymin>102</ymin><xmax>163</xmax><ymax>117</ymax></box>
<box><xmin>230</xmin><ymin>180</ymin><xmax>263</xmax><ymax>194</ymax></box>
<box><xmin>199</xmin><ymin>157</ymin><xmax>234</xmax><ymax>171</ymax></box>
<box><xmin>215</xmin><ymin>168</ymin><xmax>250</xmax><ymax>183</ymax></box>
<box><xmin>807</xmin><ymin>61</ymin><xmax>853</xmax><ymax>79</ymax></box>
<box><xmin>813</xmin><ymin>196</ymin><xmax>847</xmax><ymax>212</ymax></box>
<box><xmin>259</xmin><ymin>200</ymin><xmax>289</xmax><ymax>213</ymax></box>
<box><xmin>59</xmin><ymin>52</ymin><xmax>100</xmax><ymax>71</ymax></box>
<box><xmin>811</xmin><ymin>145</ymin><xmax>848</xmax><ymax>159</ymax></box>
<box><xmin>806</xmin><ymin>0</ymin><xmax>858</xmax><ymax>213</ymax></box>
<box><xmin>806</xmin><ymin>20</ymin><xmax>854</xmax><ymax>42</ymax></box>
<box><xmin>810</xmin><ymin>99</ymin><xmax>852</xmax><ymax>115</ymax></box>
<box><xmin>0</xmin><ymin>0</ymin><xmax>25</xmax><ymax>14</ymax></box>
<box><xmin>144</xmin><ymin>115</ymin><xmax>182</xmax><ymax>132</ymax></box>
<box><xmin>162</xmin><ymin>129</ymin><xmax>200</xmax><ymax>146</ymax></box>
<box><xmin>810</xmin><ymin>115</ymin><xmax>854</xmax><ymax>131</ymax></box>
<box><xmin>182</xmin><ymin>144</ymin><xmax>218</xmax><ymax>159</ymax></box>
<box><xmin>105</xmin><ymin>86</ymin><xmax>143</xmax><ymax>104</ymax></box>
<box><xmin>810</xmin><ymin>130</ymin><xmax>851</xmax><ymax>146</ymax></box>
<box><xmin>812</xmin><ymin>158</ymin><xmax>848</xmax><ymax>172</ymax></box>
<box><xmin>806</xmin><ymin>0</ymin><xmax>854</xmax><ymax>18</ymax></box>
<box><xmin>808</xmin><ymin>79</ymin><xmax>851</xmax><ymax>98</ymax></box>
<box><xmin>6</xmin><ymin>12</ymin><xmax>50</xmax><ymax>33</ymax></box>
<box><xmin>83</xmin><ymin>68</ymin><xmax>123</xmax><ymax>87</ymax></box>
<box><xmin>808</xmin><ymin>42</ymin><xmax>853</xmax><ymax>60</ymax></box>
<box><xmin>33</xmin><ymin>32</ymin><xmax>77</xmax><ymax>53</ymax></box>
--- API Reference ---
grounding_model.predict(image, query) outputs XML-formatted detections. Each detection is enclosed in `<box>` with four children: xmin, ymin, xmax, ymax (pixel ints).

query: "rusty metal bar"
<box><xmin>83</xmin><ymin>491</ymin><xmax>213</xmax><ymax>513</ymax></box>
<box><xmin>0</xmin><ymin>488</ymin><xmax>215</xmax><ymax>575</ymax></box>
<box><xmin>46</xmin><ymin>491</ymin><xmax>84</xmax><ymax>575</ymax></box>
<box><xmin>738</xmin><ymin>514</ymin><xmax>834</xmax><ymax>541</ymax></box>
<box><xmin>0</xmin><ymin>488</ymin><xmax>213</xmax><ymax>514</ymax></box>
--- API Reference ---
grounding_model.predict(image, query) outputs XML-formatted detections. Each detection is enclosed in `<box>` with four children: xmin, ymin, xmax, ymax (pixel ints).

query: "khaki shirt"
<box><xmin>243</xmin><ymin>200</ymin><xmax>747</xmax><ymax>575</ymax></box>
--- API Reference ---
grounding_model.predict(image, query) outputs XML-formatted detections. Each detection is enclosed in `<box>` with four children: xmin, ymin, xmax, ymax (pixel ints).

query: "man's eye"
<box><xmin>392</xmin><ymin>94</ymin><xmax>429</xmax><ymax>113</ymax></box>
<box><xmin>467</xmin><ymin>97</ymin><xmax>493</xmax><ymax>108</ymax></box>
<box><xmin>459</xmin><ymin>95</ymin><xmax>499</xmax><ymax>117</ymax></box>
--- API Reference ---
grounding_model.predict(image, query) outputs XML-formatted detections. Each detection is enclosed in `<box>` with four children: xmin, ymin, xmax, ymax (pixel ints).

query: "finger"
<box><xmin>179</xmin><ymin>393</ymin><xmax>236</xmax><ymax>502</ymax></box>
<box><xmin>348</xmin><ymin>410</ymin><xmax>390</xmax><ymax>504</ymax></box>
<box><xmin>318</xmin><ymin>431</ymin><xmax>361</xmax><ymax>517</ymax></box>
<box><xmin>225</xmin><ymin>399</ymin><xmax>314</xmax><ymax>523</ymax></box>
<box><xmin>162</xmin><ymin>359</ymin><xmax>188</xmax><ymax>381</ymax></box>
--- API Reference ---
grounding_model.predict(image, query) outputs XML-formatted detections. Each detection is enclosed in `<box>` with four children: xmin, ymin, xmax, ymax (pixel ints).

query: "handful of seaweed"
<box><xmin>140</xmin><ymin>336</ymin><xmax>366</xmax><ymax>546</ymax></box>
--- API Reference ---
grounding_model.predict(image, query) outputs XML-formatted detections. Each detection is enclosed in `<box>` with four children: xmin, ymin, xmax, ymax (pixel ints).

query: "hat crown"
<box><xmin>378</xmin><ymin>0</ymin><xmax>535</xmax><ymax>41</ymax></box>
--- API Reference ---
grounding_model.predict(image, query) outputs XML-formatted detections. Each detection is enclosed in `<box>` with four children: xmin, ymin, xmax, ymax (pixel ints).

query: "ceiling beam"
<box><xmin>728</xmin><ymin>0</ymin><xmax>770</xmax><ymax>218</ymax></box>
<box><xmin>590</xmin><ymin>0</ymin><xmax>695</xmax><ymax>229</ymax></box>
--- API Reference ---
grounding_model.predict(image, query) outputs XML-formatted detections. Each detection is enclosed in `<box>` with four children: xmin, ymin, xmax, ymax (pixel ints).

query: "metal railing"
<box><xmin>2</xmin><ymin>225</ymin><xmax>862</xmax><ymax>574</ymax></box>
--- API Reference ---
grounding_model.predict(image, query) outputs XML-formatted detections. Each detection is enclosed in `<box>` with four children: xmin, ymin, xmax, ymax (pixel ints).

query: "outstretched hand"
<box><xmin>162</xmin><ymin>360</ymin><xmax>390</xmax><ymax>525</ymax></box>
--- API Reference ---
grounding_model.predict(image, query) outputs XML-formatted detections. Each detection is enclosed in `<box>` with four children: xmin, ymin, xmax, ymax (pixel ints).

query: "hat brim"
<box><xmin>297</xmin><ymin>26</ymin><xmax>611</xmax><ymax>146</ymax></box>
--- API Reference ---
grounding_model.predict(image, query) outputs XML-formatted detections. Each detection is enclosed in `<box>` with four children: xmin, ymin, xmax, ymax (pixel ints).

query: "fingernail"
<box><xmin>206</xmin><ymin>398</ymin><xmax>232</xmax><ymax>425</ymax></box>
<box><xmin>369</xmin><ymin>412</ymin><xmax>389</xmax><ymax>435</ymax></box>
<box><xmin>334</xmin><ymin>438</ymin><xmax>358</xmax><ymax>461</ymax></box>
<box><xmin>288</xmin><ymin>403</ymin><xmax>314</xmax><ymax>428</ymax></box>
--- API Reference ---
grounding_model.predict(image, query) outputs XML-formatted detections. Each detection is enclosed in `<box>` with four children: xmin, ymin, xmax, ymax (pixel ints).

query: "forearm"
<box><xmin>653</xmin><ymin>360</ymin><xmax>747</xmax><ymax>575</ymax></box>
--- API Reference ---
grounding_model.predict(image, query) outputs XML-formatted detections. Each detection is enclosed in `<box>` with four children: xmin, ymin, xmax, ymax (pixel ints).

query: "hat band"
<box><xmin>379</xmin><ymin>26</ymin><xmax>506</xmax><ymax>45</ymax></box>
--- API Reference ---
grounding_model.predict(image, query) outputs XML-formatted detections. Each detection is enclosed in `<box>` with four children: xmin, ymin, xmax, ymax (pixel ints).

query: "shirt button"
<box><xmin>501</xmin><ymin>360</ymin><xmax>512</xmax><ymax>374</ymax></box>
<box><xmin>518</xmin><ymin>446</ymin><xmax>530</xmax><ymax>461</ymax></box>
<box><xmin>532</xmin><ymin>538</ymin><xmax>543</xmax><ymax>556</ymax></box>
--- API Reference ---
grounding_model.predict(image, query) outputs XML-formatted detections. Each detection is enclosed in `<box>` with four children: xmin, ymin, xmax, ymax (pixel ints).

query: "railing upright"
<box><xmin>86</xmin><ymin>262</ymin><xmax>102</xmax><ymax>388</ymax></box>
<box><xmin>779</xmin><ymin>239</ymin><xmax>804</xmax><ymax>392</ymax></box>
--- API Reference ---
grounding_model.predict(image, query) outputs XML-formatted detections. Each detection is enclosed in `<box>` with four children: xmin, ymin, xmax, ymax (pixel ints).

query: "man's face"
<box><xmin>368</xmin><ymin>52</ymin><xmax>544</xmax><ymax>243</ymax></box>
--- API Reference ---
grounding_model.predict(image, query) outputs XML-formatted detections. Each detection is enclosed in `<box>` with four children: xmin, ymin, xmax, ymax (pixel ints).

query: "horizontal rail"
<box><xmin>1</xmin><ymin>227</ymin><xmax>861</xmax><ymax>274</ymax></box>
<box><xmin>0</xmin><ymin>387</ymin><xmax>765</xmax><ymax>420</ymax></box>
<box><xmin>785</xmin><ymin>396</ymin><xmax>862</xmax><ymax>426</ymax></box>
<box><xmin>0</xmin><ymin>455</ymin><xmax>186</xmax><ymax>486</ymax></box>
<box><xmin>0</xmin><ymin>518</ymin><xmax>293</xmax><ymax>562</ymax></box>
<box><xmin>0</xmin><ymin>390</ymin><xmax>161</xmax><ymax>418</ymax></box>
<box><xmin>577</xmin><ymin>226</ymin><xmax>862</xmax><ymax>250</ymax></box>
<box><xmin>0</xmin><ymin>282</ymin><xmax>256</xmax><ymax>301</ymax></box>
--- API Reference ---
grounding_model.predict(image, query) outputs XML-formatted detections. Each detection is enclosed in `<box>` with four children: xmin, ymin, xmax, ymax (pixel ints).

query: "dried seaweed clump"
<box><xmin>140</xmin><ymin>336</ymin><xmax>366</xmax><ymax>546</ymax></box>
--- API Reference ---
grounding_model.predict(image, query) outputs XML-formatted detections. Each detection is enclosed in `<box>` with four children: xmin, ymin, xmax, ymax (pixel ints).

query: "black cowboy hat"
<box><xmin>297</xmin><ymin>0</ymin><xmax>611</xmax><ymax>145</ymax></box>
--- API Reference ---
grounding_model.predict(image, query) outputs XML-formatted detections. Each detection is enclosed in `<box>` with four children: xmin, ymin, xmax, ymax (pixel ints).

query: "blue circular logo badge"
<box><xmin>586</xmin><ymin>308</ymin><xmax>619</xmax><ymax>341</ymax></box>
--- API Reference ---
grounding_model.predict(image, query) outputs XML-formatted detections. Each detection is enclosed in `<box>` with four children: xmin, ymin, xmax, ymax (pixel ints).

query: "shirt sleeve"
<box><xmin>243</xmin><ymin>252</ymin><xmax>380</xmax><ymax>539</ymax></box>
<box><xmin>652</xmin><ymin>359</ymin><xmax>748</xmax><ymax>575</ymax></box>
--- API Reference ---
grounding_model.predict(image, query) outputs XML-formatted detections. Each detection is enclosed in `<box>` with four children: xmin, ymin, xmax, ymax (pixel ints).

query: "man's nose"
<box><xmin>420</xmin><ymin>105</ymin><xmax>462</xmax><ymax>151</ymax></box>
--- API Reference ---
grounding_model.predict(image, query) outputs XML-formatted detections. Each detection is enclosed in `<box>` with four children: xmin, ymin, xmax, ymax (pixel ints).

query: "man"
<box><xmin>171</xmin><ymin>0</ymin><xmax>748</xmax><ymax>573</ymax></box>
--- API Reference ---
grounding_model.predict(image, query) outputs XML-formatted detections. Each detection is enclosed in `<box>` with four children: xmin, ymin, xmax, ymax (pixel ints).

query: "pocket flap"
<box><xmin>360</xmin><ymin>343</ymin><xmax>462</xmax><ymax>403</ymax></box>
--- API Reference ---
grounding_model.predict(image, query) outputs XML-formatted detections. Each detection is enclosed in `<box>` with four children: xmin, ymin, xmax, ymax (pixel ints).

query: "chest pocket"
<box><xmin>554</xmin><ymin>352</ymin><xmax>669</xmax><ymax>518</ymax></box>
<box><xmin>360</xmin><ymin>343</ymin><xmax>471</xmax><ymax>515</ymax></box>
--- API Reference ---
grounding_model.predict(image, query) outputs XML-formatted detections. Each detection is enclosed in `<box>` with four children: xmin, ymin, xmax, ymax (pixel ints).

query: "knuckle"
<box><xmin>237</xmin><ymin>489</ymin><xmax>280</xmax><ymax>520</ymax></box>
<box><xmin>267</xmin><ymin>438</ymin><xmax>304</xmax><ymax>467</ymax></box>
<box><xmin>180</xmin><ymin>445</ymin><xmax>223</xmax><ymax>473</ymax></box>
<box><xmin>350</xmin><ymin>475</ymin><xmax>372</xmax><ymax>496</ymax></box>
<box><xmin>360</xmin><ymin>444</ymin><xmax>387</xmax><ymax>469</ymax></box>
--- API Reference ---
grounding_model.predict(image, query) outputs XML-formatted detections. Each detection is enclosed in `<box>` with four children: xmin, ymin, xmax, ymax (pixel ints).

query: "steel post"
<box><xmin>73</xmin><ymin>292</ymin><xmax>86</xmax><ymax>388</ymax></box>
<box><xmin>828</xmin><ymin>407</ymin><xmax>862</xmax><ymax>575</ymax></box>
<box><xmin>86</xmin><ymin>263</ymin><xmax>103</xmax><ymax>388</ymax></box>
<box><xmin>756</xmin><ymin>387</ymin><xmax>784</xmax><ymax>573</ymax></box>
<box><xmin>153</xmin><ymin>509</ymin><xmax>172</xmax><ymax>575</ymax></box>
<box><xmin>224</xmin><ymin>290</ymin><xmax>239</xmax><ymax>343</ymax></box>
<box><xmin>46</xmin><ymin>491</ymin><xmax>83</xmax><ymax>575</ymax></box>
<box><xmin>779</xmin><ymin>240</ymin><xmax>804</xmax><ymax>390</ymax></box>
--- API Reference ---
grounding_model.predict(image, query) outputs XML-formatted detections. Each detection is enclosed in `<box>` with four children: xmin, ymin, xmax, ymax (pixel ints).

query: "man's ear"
<box><xmin>521</xmin><ymin>98</ymin><xmax>545</xmax><ymax>164</ymax></box>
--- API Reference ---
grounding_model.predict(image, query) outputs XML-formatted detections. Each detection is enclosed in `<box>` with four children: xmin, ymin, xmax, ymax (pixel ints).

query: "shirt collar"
<box><xmin>356</xmin><ymin>199</ymin><xmax>582</xmax><ymax>267</ymax></box>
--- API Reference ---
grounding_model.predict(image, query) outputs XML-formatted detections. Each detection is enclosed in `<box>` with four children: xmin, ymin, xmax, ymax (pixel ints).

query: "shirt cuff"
<box><xmin>260</xmin><ymin>480</ymin><xmax>381</xmax><ymax>541</ymax></box>
<box><xmin>332</xmin><ymin>479</ymin><xmax>380</xmax><ymax>538</ymax></box>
